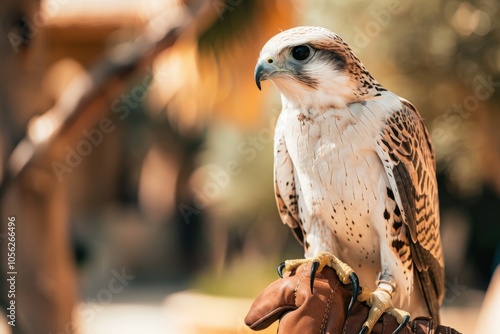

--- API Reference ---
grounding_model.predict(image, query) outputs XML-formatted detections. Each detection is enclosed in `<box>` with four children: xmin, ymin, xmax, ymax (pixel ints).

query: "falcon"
<box><xmin>254</xmin><ymin>26</ymin><xmax>444</xmax><ymax>334</ymax></box>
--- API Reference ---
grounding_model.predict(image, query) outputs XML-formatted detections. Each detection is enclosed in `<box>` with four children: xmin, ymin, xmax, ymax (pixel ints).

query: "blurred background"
<box><xmin>0</xmin><ymin>0</ymin><xmax>499</xmax><ymax>333</ymax></box>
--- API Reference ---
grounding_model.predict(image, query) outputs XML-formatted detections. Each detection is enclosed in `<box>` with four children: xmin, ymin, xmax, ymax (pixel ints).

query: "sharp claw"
<box><xmin>310</xmin><ymin>261</ymin><xmax>319</xmax><ymax>293</ymax></box>
<box><xmin>347</xmin><ymin>272</ymin><xmax>359</xmax><ymax>317</ymax></box>
<box><xmin>359</xmin><ymin>325</ymin><xmax>369</xmax><ymax>334</ymax></box>
<box><xmin>277</xmin><ymin>262</ymin><xmax>285</xmax><ymax>278</ymax></box>
<box><xmin>392</xmin><ymin>315</ymin><xmax>410</xmax><ymax>334</ymax></box>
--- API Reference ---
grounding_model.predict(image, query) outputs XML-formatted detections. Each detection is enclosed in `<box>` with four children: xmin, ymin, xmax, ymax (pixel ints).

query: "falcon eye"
<box><xmin>291</xmin><ymin>45</ymin><xmax>311</xmax><ymax>61</ymax></box>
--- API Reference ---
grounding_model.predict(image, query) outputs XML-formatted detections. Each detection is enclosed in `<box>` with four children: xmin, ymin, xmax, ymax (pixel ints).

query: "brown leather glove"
<box><xmin>245</xmin><ymin>262</ymin><xmax>461</xmax><ymax>334</ymax></box>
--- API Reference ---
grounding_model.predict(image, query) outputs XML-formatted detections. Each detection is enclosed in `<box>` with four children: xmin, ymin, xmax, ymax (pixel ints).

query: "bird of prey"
<box><xmin>254</xmin><ymin>26</ymin><xmax>444</xmax><ymax>334</ymax></box>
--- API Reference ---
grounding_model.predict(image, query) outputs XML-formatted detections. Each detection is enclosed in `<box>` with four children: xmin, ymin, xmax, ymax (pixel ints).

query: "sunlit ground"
<box><xmin>78</xmin><ymin>304</ymin><xmax>166</xmax><ymax>334</ymax></box>
<box><xmin>76</xmin><ymin>287</ymin><xmax>277</xmax><ymax>334</ymax></box>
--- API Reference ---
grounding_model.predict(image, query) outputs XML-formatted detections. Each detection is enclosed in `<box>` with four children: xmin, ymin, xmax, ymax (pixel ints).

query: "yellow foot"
<box><xmin>277</xmin><ymin>251</ymin><xmax>360</xmax><ymax>315</ymax></box>
<box><xmin>357</xmin><ymin>287</ymin><xmax>410</xmax><ymax>334</ymax></box>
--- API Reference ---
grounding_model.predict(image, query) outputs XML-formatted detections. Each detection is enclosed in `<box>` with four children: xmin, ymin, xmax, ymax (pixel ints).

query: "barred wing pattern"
<box><xmin>376</xmin><ymin>99</ymin><xmax>445</xmax><ymax>322</ymax></box>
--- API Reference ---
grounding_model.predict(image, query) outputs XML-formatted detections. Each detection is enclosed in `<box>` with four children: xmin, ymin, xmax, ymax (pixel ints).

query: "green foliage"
<box><xmin>192</xmin><ymin>255</ymin><xmax>281</xmax><ymax>297</ymax></box>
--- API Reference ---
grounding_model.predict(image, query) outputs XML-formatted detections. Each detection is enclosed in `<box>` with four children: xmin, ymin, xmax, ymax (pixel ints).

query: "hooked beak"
<box><xmin>254</xmin><ymin>57</ymin><xmax>280</xmax><ymax>91</ymax></box>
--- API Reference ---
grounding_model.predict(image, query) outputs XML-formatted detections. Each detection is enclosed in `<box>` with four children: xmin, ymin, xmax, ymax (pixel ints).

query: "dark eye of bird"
<box><xmin>291</xmin><ymin>45</ymin><xmax>310</xmax><ymax>61</ymax></box>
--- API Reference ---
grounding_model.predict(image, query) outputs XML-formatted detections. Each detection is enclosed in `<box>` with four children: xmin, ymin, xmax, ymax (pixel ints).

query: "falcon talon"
<box><xmin>310</xmin><ymin>261</ymin><xmax>320</xmax><ymax>293</ymax></box>
<box><xmin>277</xmin><ymin>262</ymin><xmax>286</xmax><ymax>278</ymax></box>
<box><xmin>347</xmin><ymin>272</ymin><xmax>359</xmax><ymax>317</ymax></box>
<box><xmin>359</xmin><ymin>325</ymin><xmax>369</xmax><ymax>334</ymax></box>
<box><xmin>392</xmin><ymin>314</ymin><xmax>410</xmax><ymax>334</ymax></box>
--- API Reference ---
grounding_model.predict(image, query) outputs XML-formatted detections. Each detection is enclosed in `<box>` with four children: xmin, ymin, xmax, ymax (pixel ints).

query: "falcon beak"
<box><xmin>254</xmin><ymin>56</ymin><xmax>280</xmax><ymax>91</ymax></box>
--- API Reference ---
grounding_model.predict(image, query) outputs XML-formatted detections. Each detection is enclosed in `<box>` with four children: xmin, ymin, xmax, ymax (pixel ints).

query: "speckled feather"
<box><xmin>264</xmin><ymin>26</ymin><xmax>444</xmax><ymax>322</ymax></box>
<box><xmin>376</xmin><ymin>99</ymin><xmax>444</xmax><ymax>321</ymax></box>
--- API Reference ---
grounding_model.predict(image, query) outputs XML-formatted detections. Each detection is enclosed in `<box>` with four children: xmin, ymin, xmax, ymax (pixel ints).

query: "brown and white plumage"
<box><xmin>255</xmin><ymin>26</ymin><xmax>444</xmax><ymax>329</ymax></box>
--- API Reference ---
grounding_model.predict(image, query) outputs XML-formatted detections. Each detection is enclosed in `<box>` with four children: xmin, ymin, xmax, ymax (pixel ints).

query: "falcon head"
<box><xmin>254</xmin><ymin>26</ymin><xmax>383</xmax><ymax>109</ymax></box>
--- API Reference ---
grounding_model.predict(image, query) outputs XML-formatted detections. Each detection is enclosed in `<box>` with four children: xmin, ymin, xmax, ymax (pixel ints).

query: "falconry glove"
<box><xmin>244</xmin><ymin>262</ymin><xmax>461</xmax><ymax>334</ymax></box>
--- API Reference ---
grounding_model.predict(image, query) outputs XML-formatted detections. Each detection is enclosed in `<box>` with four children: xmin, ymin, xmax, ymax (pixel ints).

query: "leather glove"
<box><xmin>245</xmin><ymin>262</ymin><xmax>461</xmax><ymax>334</ymax></box>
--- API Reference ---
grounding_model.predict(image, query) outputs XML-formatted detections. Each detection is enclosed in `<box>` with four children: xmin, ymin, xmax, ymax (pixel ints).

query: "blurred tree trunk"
<box><xmin>2</xmin><ymin>166</ymin><xmax>77</xmax><ymax>334</ymax></box>
<box><xmin>0</xmin><ymin>0</ymin><xmax>77</xmax><ymax>333</ymax></box>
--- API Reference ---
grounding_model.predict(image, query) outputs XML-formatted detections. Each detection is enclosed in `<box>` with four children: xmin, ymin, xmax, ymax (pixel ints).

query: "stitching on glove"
<box><xmin>381</xmin><ymin>311</ymin><xmax>386</xmax><ymax>333</ymax></box>
<box><xmin>294</xmin><ymin>263</ymin><xmax>308</xmax><ymax>304</ymax></box>
<box><xmin>320</xmin><ymin>286</ymin><xmax>334</xmax><ymax>333</ymax></box>
<box><xmin>342</xmin><ymin>316</ymin><xmax>350</xmax><ymax>334</ymax></box>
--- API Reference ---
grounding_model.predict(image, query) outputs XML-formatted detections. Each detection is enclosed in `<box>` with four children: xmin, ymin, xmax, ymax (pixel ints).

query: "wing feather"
<box><xmin>376</xmin><ymin>99</ymin><xmax>445</xmax><ymax>323</ymax></box>
<box><xmin>274</xmin><ymin>115</ymin><xmax>304</xmax><ymax>246</ymax></box>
